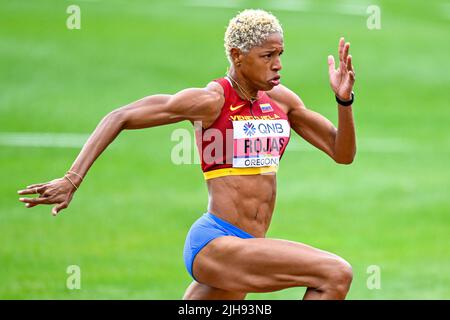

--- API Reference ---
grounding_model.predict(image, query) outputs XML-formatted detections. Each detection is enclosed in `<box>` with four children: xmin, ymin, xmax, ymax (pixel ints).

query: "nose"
<box><xmin>272</xmin><ymin>56</ymin><xmax>282</xmax><ymax>72</ymax></box>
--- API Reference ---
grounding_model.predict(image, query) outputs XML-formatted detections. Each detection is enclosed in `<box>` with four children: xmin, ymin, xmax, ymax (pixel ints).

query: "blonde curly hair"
<box><xmin>224</xmin><ymin>9</ymin><xmax>283</xmax><ymax>64</ymax></box>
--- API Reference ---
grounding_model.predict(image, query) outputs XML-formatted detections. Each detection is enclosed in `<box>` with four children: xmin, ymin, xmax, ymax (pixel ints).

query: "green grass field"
<box><xmin>1</xmin><ymin>0</ymin><xmax>449</xmax><ymax>299</ymax></box>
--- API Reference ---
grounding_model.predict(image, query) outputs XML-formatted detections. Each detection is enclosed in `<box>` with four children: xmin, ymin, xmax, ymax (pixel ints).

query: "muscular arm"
<box><xmin>69</xmin><ymin>84</ymin><xmax>223</xmax><ymax>179</ymax></box>
<box><xmin>18</xmin><ymin>83</ymin><xmax>223</xmax><ymax>215</ymax></box>
<box><xmin>269</xmin><ymin>85</ymin><xmax>356</xmax><ymax>164</ymax></box>
<box><xmin>290</xmin><ymin>97</ymin><xmax>355</xmax><ymax>164</ymax></box>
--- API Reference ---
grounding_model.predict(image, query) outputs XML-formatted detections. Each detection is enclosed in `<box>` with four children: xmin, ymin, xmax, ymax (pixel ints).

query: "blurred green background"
<box><xmin>1</xmin><ymin>0</ymin><xmax>449</xmax><ymax>299</ymax></box>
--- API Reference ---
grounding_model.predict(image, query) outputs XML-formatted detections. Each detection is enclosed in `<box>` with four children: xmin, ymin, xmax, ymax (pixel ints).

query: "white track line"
<box><xmin>0</xmin><ymin>132</ymin><xmax>89</xmax><ymax>148</ymax></box>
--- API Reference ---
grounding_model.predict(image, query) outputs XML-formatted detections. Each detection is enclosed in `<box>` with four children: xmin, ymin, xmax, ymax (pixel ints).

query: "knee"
<box><xmin>323</xmin><ymin>258</ymin><xmax>353</xmax><ymax>298</ymax></box>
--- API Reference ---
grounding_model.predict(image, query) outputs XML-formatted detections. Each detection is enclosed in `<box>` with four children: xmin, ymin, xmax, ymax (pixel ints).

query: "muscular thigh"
<box><xmin>193</xmin><ymin>236</ymin><xmax>344</xmax><ymax>293</ymax></box>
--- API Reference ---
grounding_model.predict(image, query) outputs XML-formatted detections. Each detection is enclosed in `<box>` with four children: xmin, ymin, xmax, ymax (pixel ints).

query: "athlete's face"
<box><xmin>240</xmin><ymin>32</ymin><xmax>284</xmax><ymax>91</ymax></box>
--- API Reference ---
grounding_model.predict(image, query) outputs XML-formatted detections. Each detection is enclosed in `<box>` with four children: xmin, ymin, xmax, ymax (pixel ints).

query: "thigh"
<box><xmin>193</xmin><ymin>236</ymin><xmax>349</xmax><ymax>293</ymax></box>
<box><xmin>183</xmin><ymin>280</ymin><xmax>247</xmax><ymax>300</ymax></box>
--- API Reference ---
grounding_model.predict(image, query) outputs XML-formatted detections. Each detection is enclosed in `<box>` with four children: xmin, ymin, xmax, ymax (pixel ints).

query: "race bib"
<box><xmin>232</xmin><ymin>120</ymin><xmax>290</xmax><ymax>168</ymax></box>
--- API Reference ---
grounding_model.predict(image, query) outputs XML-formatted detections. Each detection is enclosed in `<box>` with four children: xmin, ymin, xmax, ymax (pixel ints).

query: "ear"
<box><xmin>230</xmin><ymin>48</ymin><xmax>243</xmax><ymax>67</ymax></box>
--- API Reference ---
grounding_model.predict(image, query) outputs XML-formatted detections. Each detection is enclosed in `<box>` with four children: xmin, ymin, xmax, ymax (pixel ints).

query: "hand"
<box><xmin>17</xmin><ymin>176</ymin><xmax>79</xmax><ymax>216</ymax></box>
<box><xmin>328</xmin><ymin>37</ymin><xmax>356</xmax><ymax>101</ymax></box>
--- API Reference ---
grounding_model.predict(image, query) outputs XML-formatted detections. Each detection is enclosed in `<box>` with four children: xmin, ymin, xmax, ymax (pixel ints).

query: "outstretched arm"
<box><xmin>17</xmin><ymin>83</ymin><xmax>223</xmax><ymax>215</ymax></box>
<box><xmin>66</xmin><ymin>85</ymin><xmax>222</xmax><ymax>180</ymax></box>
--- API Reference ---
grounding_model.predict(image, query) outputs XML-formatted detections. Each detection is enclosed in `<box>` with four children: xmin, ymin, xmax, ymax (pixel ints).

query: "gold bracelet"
<box><xmin>64</xmin><ymin>175</ymin><xmax>78</xmax><ymax>190</ymax></box>
<box><xmin>67</xmin><ymin>170</ymin><xmax>84</xmax><ymax>181</ymax></box>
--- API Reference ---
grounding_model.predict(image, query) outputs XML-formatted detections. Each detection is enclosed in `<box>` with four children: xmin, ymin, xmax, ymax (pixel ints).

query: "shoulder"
<box><xmin>203</xmin><ymin>81</ymin><xmax>225</xmax><ymax>118</ymax></box>
<box><xmin>181</xmin><ymin>81</ymin><xmax>224</xmax><ymax>127</ymax></box>
<box><xmin>205</xmin><ymin>80</ymin><xmax>225</xmax><ymax>105</ymax></box>
<box><xmin>266</xmin><ymin>84</ymin><xmax>306</xmax><ymax>114</ymax></box>
<box><xmin>176</xmin><ymin>82</ymin><xmax>224</xmax><ymax>114</ymax></box>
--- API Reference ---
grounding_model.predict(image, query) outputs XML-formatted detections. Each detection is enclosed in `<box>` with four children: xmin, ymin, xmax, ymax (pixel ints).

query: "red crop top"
<box><xmin>195</xmin><ymin>77</ymin><xmax>291</xmax><ymax>180</ymax></box>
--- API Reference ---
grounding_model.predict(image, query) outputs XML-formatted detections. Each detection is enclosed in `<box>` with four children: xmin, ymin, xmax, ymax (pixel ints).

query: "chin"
<box><xmin>261</xmin><ymin>82</ymin><xmax>274</xmax><ymax>91</ymax></box>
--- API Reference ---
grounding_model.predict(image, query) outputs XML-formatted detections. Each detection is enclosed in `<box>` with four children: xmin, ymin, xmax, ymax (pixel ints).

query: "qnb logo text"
<box><xmin>257</xmin><ymin>123</ymin><xmax>284</xmax><ymax>135</ymax></box>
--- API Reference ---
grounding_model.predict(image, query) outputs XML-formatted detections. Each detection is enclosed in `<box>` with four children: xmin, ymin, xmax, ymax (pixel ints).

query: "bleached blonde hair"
<box><xmin>224</xmin><ymin>9</ymin><xmax>283</xmax><ymax>64</ymax></box>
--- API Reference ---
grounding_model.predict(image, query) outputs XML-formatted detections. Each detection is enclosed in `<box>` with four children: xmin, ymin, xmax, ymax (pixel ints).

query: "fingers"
<box><xmin>18</xmin><ymin>178</ymin><xmax>71</xmax><ymax>215</ymax></box>
<box><xmin>21</xmin><ymin>197</ymin><xmax>68</xmax><ymax>215</ymax></box>
<box><xmin>347</xmin><ymin>55</ymin><xmax>355</xmax><ymax>81</ymax></box>
<box><xmin>328</xmin><ymin>55</ymin><xmax>335</xmax><ymax>75</ymax></box>
<box><xmin>347</xmin><ymin>55</ymin><xmax>353</xmax><ymax>71</ymax></box>
<box><xmin>26</xmin><ymin>182</ymin><xmax>47</xmax><ymax>189</ymax></box>
<box><xmin>18</xmin><ymin>185</ymin><xmax>49</xmax><ymax>207</ymax></box>
<box><xmin>17</xmin><ymin>185</ymin><xmax>46</xmax><ymax>195</ymax></box>
<box><xmin>338</xmin><ymin>37</ymin><xmax>345</xmax><ymax>62</ymax></box>
<box><xmin>342</xmin><ymin>42</ymin><xmax>350</xmax><ymax>63</ymax></box>
<box><xmin>349</xmin><ymin>71</ymin><xmax>355</xmax><ymax>82</ymax></box>
<box><xmin>18</xmin><ymin>196</ymin><xmax>52</xmax><ymax>205</ymax></box>
<box><xmin>52</xmin><ymin>202</ymin><xmax>68</xmax><ymax>216</ymax></box>
<box><xmin>338</xmin><ymin>37</ymin><xmax>350</xmax><ymax>73</ymax></box>
<box><xmin>340</xmin><ymin>45</ymin><xmax>350</xmax><ymax>74</ymax></box>
<box><xmin>348</xmin><ymin>55</ymin><xmax>355</xmax><ymax>76</ymax></box>
<box><xmin>339</xmin><ymin>37</ymin><xmax>350</xmax><ymax>59</ymax></box>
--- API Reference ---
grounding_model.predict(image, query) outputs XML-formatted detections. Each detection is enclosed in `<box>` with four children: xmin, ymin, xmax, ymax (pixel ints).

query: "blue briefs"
<box><xmin>183</xmin><ymin>212</ymin><xmax>255</xmax><ymax>281</ymax></box>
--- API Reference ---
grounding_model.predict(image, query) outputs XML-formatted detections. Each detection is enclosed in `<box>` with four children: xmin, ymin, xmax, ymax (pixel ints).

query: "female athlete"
<box><xmin>18</xmin><ymin>9</ymin><xmax>356</xmax><ymax>300</ymax></box>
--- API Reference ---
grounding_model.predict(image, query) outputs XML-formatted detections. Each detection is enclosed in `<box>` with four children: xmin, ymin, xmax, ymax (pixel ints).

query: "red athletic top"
<box><xmin>195</xmin><ymin>77</ymin><xmax>291</xmax><ymax>180</ymax></box>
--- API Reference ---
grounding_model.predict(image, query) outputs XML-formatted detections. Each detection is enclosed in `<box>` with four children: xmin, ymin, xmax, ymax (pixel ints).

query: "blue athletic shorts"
<box><xmin>183</xmin><ymin>212</ymin><xmax>255</xmax><ymax>280</ymax></box>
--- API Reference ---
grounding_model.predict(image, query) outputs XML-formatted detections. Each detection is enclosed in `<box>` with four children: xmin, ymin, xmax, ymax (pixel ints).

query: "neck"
<box><xmin>227</xmin><ymin>66</ymin><xmax>259</xmax><ymax>101</ymax></box>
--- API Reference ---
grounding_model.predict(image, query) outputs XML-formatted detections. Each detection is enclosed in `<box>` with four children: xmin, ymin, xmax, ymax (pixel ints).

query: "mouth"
<box><xmin>269</xmin><ymin>75</ymin><xmax>281</xmax><ymax>86</ymax></box>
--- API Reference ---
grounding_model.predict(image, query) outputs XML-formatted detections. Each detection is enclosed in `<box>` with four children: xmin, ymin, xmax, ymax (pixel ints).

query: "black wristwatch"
<box><xmin>335</xmin><ymin>92</ymin><xmax>354</xmax><ymax>106</ymax></box>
